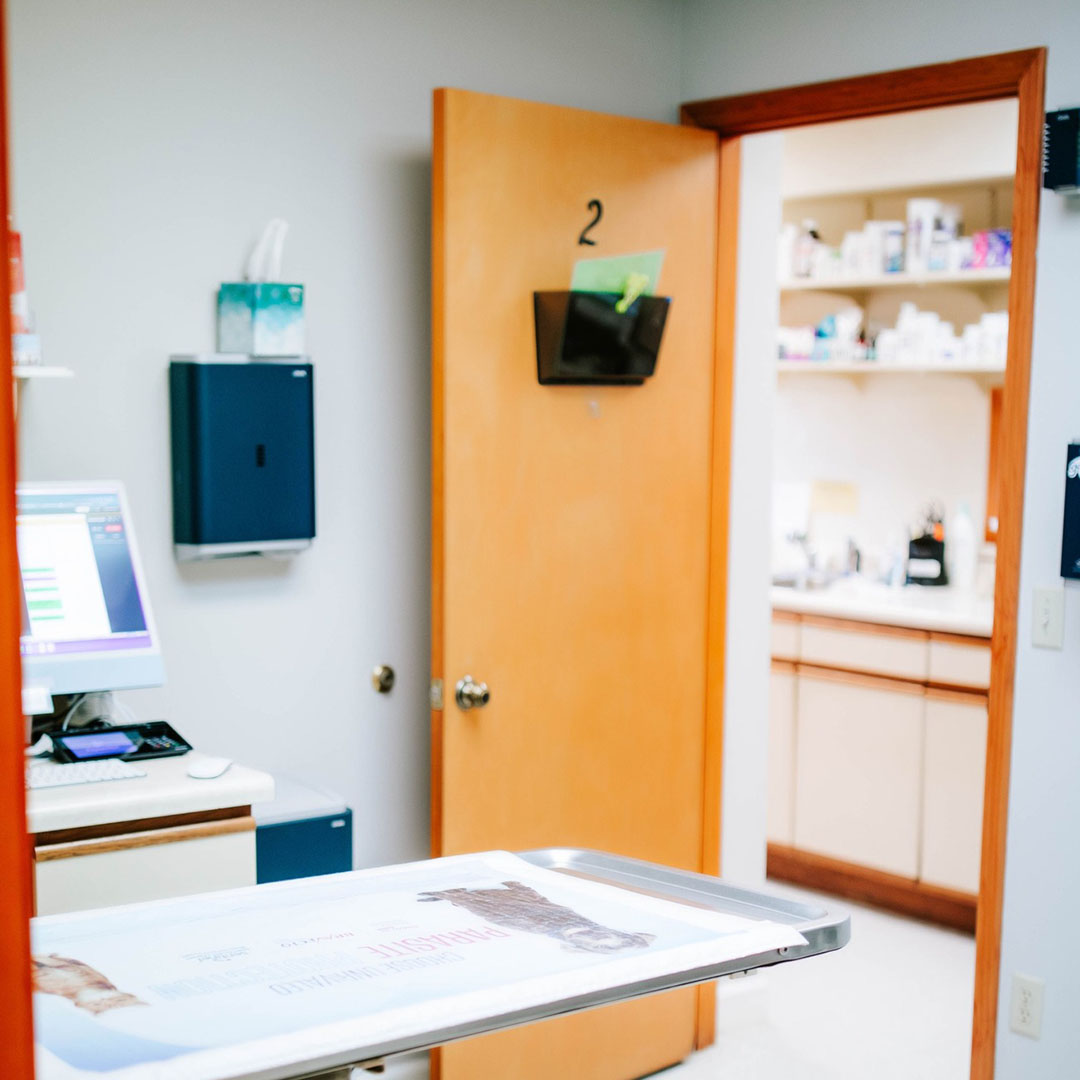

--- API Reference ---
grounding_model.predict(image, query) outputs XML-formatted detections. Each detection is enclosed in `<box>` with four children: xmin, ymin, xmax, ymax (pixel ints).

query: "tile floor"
<box><xmin>376</xmin><ymin>881</ymin><xmax>975</xmax><ymax>1080</ymax></box>
<box><xmin>655</xmin><ymin>881</ymin><xmax>976</xmax><ymax>1079</ymax></box>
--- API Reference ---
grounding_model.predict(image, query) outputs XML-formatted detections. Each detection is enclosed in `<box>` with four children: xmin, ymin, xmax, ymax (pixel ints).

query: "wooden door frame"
<box><xmin>682</xmin><ymin>47</ymin><xmax>1046</xmax><ymax>1080</ymax></box>
<box><xmin>0</xmin><ymin>0</ymin><xmax>38</xmax><ymax>1074</ymax></box>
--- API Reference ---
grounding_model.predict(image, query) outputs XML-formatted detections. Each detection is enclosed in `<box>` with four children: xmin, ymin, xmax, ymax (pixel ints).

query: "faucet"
<box><xmin>786</xmin><ymin>530</ymin><xmax>817</xmax><ymax>588</ymax></box>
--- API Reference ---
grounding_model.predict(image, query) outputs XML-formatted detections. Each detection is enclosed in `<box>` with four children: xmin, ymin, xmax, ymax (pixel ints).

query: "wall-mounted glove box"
<box><xmin>533</xmin><ymin>290</ymin><xmax>670</xmax><ymax>385</ymax></box>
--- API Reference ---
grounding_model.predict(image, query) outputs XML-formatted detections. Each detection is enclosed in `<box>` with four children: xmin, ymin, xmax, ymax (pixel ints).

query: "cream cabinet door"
<box><xmin>921</xmin><ymin>694</ymin><xmax>988</xmax><ymax>893</ymax></box>
<box><xmin>800</xmin><ymin>621</ymin><xmax>928</xmax><ymax>681</ymax></box>
<box><xmin>794</xmin><ymin>671</ymin><xmax>924</xmax><ymax>877</ymax></box>
<box><xmin>928</xmin><ymin>638</ymin><xmax>991</xmax><ymax>691</ymax></box>
<box><xmin>767</xmin><ymin>663</ymin><xmax>797</xmax><ymax>845</ymax></box>
<box><xmin>770</xmin><ymin>614</ymin><xmax>801</xmax><ymax>661</ymax></box>
<box><xmin>35</xmin><ymin>826</ymin><xmax>257</xmax><ymax>916</ymax></box>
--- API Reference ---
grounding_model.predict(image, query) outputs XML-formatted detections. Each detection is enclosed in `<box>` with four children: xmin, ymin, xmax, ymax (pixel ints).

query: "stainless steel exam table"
<box><xmin>33</xmin><ymin>848</ymin><xmax>850</xmax><ymax>1080</ymax></box>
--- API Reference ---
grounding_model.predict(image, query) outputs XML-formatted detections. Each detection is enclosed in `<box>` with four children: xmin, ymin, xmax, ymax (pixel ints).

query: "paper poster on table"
<box><xmin>32</xmin><ymin>851</ymin><xmax>804</xmax><ymax>1079</ymax></box>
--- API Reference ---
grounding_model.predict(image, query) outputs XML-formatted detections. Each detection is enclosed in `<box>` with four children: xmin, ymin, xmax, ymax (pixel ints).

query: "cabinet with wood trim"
<box><xmin>921</xmin><ymin>689</ymin><xmax>988</xmax><ymax>894</ymax></box>
<box><xmin>793</xmin><ymin>667</ymin><xmax>924</xmax><ymax>878</ymax></box>
<box><xmin>34</xmin><ymin>817</ymin><xmax>257</xmax><ymax>916</ymax></box>
<box><xmin>27</xmin><ymin>755</ymin><xmax>273</xmax><ymax>916</ymax></box>
<box><xmin>766</xmin><ymin>608</ymin><xmax>990</xmax><ymax>930</ymax></box>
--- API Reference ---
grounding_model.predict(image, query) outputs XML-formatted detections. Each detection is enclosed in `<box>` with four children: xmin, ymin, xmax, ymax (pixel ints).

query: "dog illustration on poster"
<box><xmin>418</xmin><ymin>881</ymin><xmax>655</xmax><ymax>953</ymax></box>
<box><xmin>32</xmin><ymin>953</ymin><xmax>147</xmax><ymax>1015</ymax></box>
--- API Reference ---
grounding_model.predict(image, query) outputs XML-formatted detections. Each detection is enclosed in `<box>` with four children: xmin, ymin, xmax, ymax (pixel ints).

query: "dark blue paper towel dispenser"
<box><xmin>169</xmin><ymin>355</ymin><xmax>315</xmax><ymax>560</ymax></box>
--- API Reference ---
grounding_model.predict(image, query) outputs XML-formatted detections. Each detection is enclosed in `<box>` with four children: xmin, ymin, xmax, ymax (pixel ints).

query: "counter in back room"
<box><xmin>771</xmin><ymin>580</ymin><xmax>993</xmax><ymax>638</ymax></box>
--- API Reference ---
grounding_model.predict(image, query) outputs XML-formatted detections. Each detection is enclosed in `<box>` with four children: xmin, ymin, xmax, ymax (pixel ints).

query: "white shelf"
<box><xmin>777</xmin><ymin>360</ymin><xmax>1005</xmax><ymax>381</ymax></box>
<box><xmin>783</xmin><ymin>173</ymin><xmax>1014</xmax><ymax>202</ymax></box>
<box><xmin>780</xmin><ymin>268</ymin><xmax>1010</xmax><ymax>292</ymax></box>
<box><xmin>13</xmin><ymin>365</ymin><xmax>74</xmax><ymax>379</ymax></box>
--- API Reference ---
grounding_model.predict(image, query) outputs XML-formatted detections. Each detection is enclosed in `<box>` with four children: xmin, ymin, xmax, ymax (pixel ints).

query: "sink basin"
<box><xmin>771</xmin><ymin>572</ymin><xmax>836</xmax><ymax>591</ymax></box>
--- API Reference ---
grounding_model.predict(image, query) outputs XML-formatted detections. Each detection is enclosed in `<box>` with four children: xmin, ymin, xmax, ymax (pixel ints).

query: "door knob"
<box><xmin>371</xmin><ymin>665</ymin><xmax>395</xmax><ymax>694</ymax></box>
<box><xmin>455</xmin><ymin>675</ymin><xmax>490</xmax><ymax>710</ymax></box>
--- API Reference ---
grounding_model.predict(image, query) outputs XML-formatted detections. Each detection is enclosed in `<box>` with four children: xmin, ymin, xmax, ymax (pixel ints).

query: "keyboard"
<box><xmin>27</xmin><ymin>759</ymin><xmax>148</xmax><ymax>790</ymax></box>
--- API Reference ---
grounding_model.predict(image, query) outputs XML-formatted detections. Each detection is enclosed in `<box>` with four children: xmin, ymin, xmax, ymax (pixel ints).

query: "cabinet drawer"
<box><xmin>794</xmin><ymin>671</ymin><xmax>923</xmax><ymax>877</ymax></box>
<box><xmin>921</xmin><ymin>695</ymin><xmax>987</xmax><ymax>894</ymax></box>
<box><xmin>800</xmin><ymin>620</ymin><xmax>928</xmax><ymax>680</ymax></box>
<box><xmin>35</xmin><ymin>821</ymin><xmax>256</xmax><ymax>916</ymax></box>
<box><xmin>770</xmin><ymin>615</ymin><xmax>801</xmax><ymax>660</ymax></box>
<box><xmin>928</xmin><ymin>638</ymin><xmax>991</xmax><ymax>690</ymax></box>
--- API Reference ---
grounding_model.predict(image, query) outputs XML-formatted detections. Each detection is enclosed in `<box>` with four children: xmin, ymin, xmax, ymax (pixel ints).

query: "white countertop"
<box><xmin>771</xmin><ymin>581</ymin><xmax>994</xmax><ymax>638</ymax></box>
<box><xmin>28</xmin><ymin>753</ymin><xmax>275</xmax><ymax>835</ymax></box>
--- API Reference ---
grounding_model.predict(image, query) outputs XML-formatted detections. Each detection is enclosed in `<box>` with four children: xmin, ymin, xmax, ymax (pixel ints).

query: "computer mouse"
<box><xmin>185</xmin><ymin>756</ymin><xmax>233</xmax><ymax>780</ymax></box>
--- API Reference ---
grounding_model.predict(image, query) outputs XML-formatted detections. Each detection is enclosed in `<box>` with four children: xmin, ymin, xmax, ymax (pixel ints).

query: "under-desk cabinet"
<box><xmin>34</xmin><ymin>815</ymin><xmax>257</xmax><ymax>916</ymax></box>
<box><xmin>767</xmin><ymin>612</ymin><xmax>990</xmax><ymax>930</ymax></box>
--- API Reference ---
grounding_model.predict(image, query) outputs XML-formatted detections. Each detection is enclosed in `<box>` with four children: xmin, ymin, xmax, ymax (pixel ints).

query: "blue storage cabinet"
<box><xmin>253</xmin><ymin>775</ymin><xmax>352</xmax><ymax>884</ymax></box>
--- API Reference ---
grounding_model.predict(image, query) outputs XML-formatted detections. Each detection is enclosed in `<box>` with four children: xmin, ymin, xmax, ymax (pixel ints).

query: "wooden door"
<box><xmin>432</xmin><ymin>90</ymin><xmax>720</xmax><ymax>1079</ymax></box>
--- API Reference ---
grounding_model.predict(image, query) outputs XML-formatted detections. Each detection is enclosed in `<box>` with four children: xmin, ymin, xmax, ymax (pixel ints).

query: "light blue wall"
<box><xmin>682</xmin><ymin>2</ymin><xmax>1080</xmax><ymax>1075</ymax></box>
<box><xmin>15</xmin><ymin>1</ymin><xmax>1079</xmax><ymax>1070</ymax></box>
<box><xmin>8</xmin><ymin>0</ymin><xmax>685</xmax><ymax>872</ymax></box>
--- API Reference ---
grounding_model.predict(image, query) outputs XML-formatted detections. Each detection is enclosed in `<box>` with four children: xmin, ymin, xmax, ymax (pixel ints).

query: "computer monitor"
<box><xmin>16</xmin><ymin>482</ymin><xmax>165</xmax><ymax>699</ymax></box>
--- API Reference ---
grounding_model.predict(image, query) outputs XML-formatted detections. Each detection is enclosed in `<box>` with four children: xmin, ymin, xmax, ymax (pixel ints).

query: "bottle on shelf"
<box><xmin>950</xmin><ymin>503</ymin><xmax>977</xmax><ymax>593</ymax></box>
<box><xmin>792</xmin><ymin>219</ymin><xmax>820</xmax><ymax>279</ymax></box>
<box><xmin>9</xmin><ymin>214</ymin><xmax>43</xmax><ymax>369</ymax></box>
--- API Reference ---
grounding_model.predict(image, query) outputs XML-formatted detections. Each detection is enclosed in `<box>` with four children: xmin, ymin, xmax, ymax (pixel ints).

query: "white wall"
<box><xmin>682</xmin><ymin>3</ymin><xmax>1080</xmax><ymax>1075</ymax></box>
<box><xmin>15</xmin><ymin>2</ymin><xmax>1078</xmax><ymax>1069</ymax></box>
<box><xmin>773</xmin><ymin>373</ymin><xmax>991</xmax><ymax>568</ymax></box>
<box><xmin>722</xmin><ymin>131</ymin><xmax>783</xmax><ymax>885</ymax></box>
<box><xmin>8</xmin><ymin>0</ymin><xmax>685</xmax><ymax>872</ymax></box>
<box><xmin>780</xmin><ymin>100</ymin><xmax>1018</xmax><ymax>199</ymax></box>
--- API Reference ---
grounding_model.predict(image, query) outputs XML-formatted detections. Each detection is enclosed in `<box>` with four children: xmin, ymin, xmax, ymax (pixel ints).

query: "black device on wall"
<box><xmin>169</xmin><ymin>355</ymin><xmax>315</xmax><ymax>560</ymax></box>
<box><xmin>1062</xmin><ymin>442</ymin><xmax>1080</xmax><ymax>580</ymax></box>
<box><xmin>1043</xmin><ymin>108</ymin><xmax>1080</xmax><ymax>193</ymax></box>
<box><xmin>533</xmin><ymin>290</ymin><xmax>670</xmax><ymax>385</ymax></box>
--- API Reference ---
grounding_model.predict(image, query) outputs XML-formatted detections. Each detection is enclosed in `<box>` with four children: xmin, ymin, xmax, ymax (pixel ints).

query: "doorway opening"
<box><xmin>733</xmin><ymin>99</ymin><xmax>1014</xmax><ymax>1080</ymax></box>
<box><xmin>684</xmin><ymin>48</ymin><xmax>1045</xmax><ymax>1080</ymax></box>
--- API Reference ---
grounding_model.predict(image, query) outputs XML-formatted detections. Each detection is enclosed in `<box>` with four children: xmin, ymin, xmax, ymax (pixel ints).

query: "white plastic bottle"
<box><xmin>793</xmin><ymin>220</ymin><xmax>819</xmax><ymax>279</ymax></box>
<box><xmin>950</xmin><ymin>503</ymin><xmax>977</xmax><ymax>593</ymax></box>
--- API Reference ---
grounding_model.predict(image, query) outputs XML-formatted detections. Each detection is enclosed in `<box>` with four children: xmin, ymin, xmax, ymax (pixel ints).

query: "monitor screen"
<box><xmin>16</xmin><ymin>482</ymin><xmax>165</xmax><ymax>696</ymax></box>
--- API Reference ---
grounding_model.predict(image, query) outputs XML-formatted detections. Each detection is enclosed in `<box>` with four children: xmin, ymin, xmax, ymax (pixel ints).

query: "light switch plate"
<box><xmin>1032</xmin><ymin>586</ymin><xmax>1065</xmax><ymax>649</ymax></box>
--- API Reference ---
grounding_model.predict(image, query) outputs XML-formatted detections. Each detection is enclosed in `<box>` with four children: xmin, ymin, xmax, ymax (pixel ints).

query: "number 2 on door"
<box><xmin>578</xmin><ymin>199</ymin><xmax>603</xmax><ymax>246</ymax></box>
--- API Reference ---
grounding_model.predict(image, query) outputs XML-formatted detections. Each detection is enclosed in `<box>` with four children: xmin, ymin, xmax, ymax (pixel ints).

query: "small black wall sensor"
<box><xmin>1043</xmin><ymin>108</ymin><xmax>1080</xmax><ymax>193</ymax></box>
<box><xmin>1062</xmin><ymin>442</ymin><xmax>1080</xmax><ymax>580</ymax></box>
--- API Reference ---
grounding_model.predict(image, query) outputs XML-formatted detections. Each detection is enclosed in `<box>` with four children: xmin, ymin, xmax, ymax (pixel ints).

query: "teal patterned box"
<box><xmin>217</xmin><ymin>282</ymin><xmax>304</xmax><ymax>355</ymax></box>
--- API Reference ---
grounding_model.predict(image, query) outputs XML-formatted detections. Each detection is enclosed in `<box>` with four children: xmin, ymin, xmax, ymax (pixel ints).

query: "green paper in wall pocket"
<box><xmin>570</xmin><ymin>250</ymin><xmax>665</xmax><ymax>296</ymax></box>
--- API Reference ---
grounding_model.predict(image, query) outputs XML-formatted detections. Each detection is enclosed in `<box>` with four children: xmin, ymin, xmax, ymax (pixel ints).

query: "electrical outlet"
<box><xmin>1009</xmin><ymin>973</ymin><xmax>1045</xmax><ymax>1039</ymax></box>
<box><xmin>1032</xmin><ymin>586</ymin><xmax>1065</xmax><ymax>649</ymax></box>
